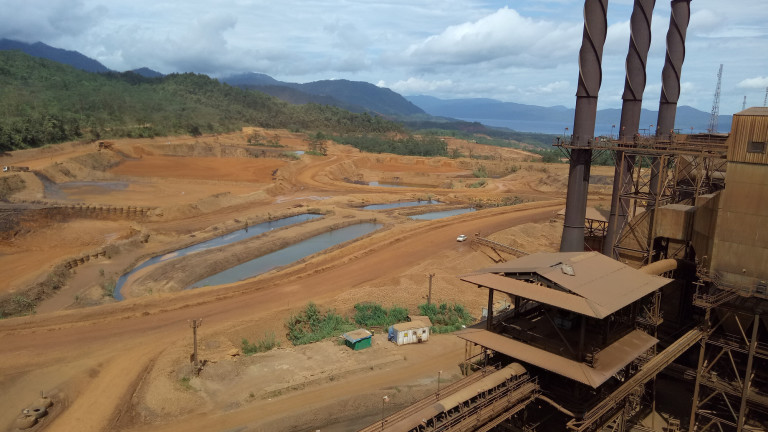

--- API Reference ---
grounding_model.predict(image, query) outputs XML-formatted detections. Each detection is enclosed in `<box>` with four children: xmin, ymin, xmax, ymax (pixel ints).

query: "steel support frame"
<box><xmin>669</xmin><ymin>153</ymin><xmax>727</xmax><ymax>205</ymax></box>
<box><xmin>553</xmin><ymin>134</ymin><xmax>727</xmax><ymax>264</ymax></box>
<box><xmin>567</xmin><ymin>328</ymin><xmax>703</xmax><ymax>432</ymax></box>
<box><xmin>609</xmin><ymin>151</ymin><xmax>672</xmax><ymax>264</ymax></box>
<box><xmin>689</xmin><ymin>307</ymin><xmax>765</xmax><ymax>431</ymax></box>
<box><xmin>606</xmin><ymin>143</ymin><xmax>726</xmax><ymax>265</ymax></box>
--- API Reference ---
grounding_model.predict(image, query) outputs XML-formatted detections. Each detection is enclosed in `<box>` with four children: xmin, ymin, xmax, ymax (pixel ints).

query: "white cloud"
<box><xmin>380</xmin><ymin>77</ymin><xmax>456</xmax><ymax>95</ymax></box>
<box><xmin>737</xmin><ymin>76</ymin><xmax>768</xmax><ymax>89</ymax></box>
<box><xmin>534</xmin><ymin>80</ymin><xmax>569</xmax><ymax>94</ymax></box>
<box><xmin>0</xmin><ymin>0</ymin><xmax>765</xmax><ymax>115</ymax></box>
<box><xmin>402</xmin><ymin>7</ymin><xmax>581</xmax><ymax>68</ymax></box>
<box><xmin>0</xmin><ymin>0</ymin><xmax>106</xmax><ymax>42</ymax></box>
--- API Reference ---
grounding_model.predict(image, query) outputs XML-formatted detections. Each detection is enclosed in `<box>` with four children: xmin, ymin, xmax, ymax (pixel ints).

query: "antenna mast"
<box><xmin>708</xmin><ymin>64</ymin><xmax>723</xmax><ymax>133</ymax></box>
<box><xmin>764</xmin><ymin>87</ymin><xmax>768</xmax><ymax>107</ymax></box>
<box><xmin>742</xmin><ymin>95</ymin><xmax>747</xmax><ymax>111</ymax></box>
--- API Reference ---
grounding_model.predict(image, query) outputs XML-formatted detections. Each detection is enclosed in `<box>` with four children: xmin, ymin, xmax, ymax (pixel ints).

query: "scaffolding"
<box><xmin>554</xmin><ymin>133</ymin><xmax>728</xmax><ymax>265</ymax></box>
<box><xmin>688</xmin><ymin>267</ymin><xmax>768</xmax><ymax>432</ymax></box>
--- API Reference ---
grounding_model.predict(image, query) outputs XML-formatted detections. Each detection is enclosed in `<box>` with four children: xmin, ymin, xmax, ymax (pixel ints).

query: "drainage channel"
<box><xmin>188</xmin><ymin>222</ymin><xmax>382</xmax><ymax>289</ymax></box>
<box><xmin>368</xmin><ymin>181</ymin><xmax>434</xmax><ymax>188</ymax></box>
<box><xmin>113</xmin><ymin>213</ymin><xmax>322</xmax><ymax>300</ymax></box>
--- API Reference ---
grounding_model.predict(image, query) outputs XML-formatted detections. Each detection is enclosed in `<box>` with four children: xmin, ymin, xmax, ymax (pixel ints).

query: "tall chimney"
<box><xmin>647</xmin><ymin>0</ymin><xmax>691</xmax><ymax>236</ymax></box>
<box><xmin>603</xmin><ymin>0</ymin><xmax>656</xmax><ymax>258</ymax></box>
<box><xmin>656</xmin><ymin>1</ymin><xmax>690</xmax><ymax>137</ymax></box>
<box><xmin>560</xmin><ymin>0</ymin><xmax>609</xmax><ymax>252</ymax></box>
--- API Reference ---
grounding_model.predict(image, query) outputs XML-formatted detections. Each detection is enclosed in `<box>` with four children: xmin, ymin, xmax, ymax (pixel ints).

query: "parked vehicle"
<box><xmin>457</xmin><ymin>234</ymin><xmax>468</xmax><ymax>242</ymax></box>
<box><xmin>2</xmin><ymin>166</ymin><xmax>29</xmax><ymax>172</ymax></box>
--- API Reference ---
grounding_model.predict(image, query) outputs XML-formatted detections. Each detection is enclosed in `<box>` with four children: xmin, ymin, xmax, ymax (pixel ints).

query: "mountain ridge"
<box><xmin>405</xmin><ymin>95</ymin><xmax>733</xmax><ymax>134</ymax></box>
<box><xmin>0</xmin><ymin>39</ymin><xmax>112</xmax><ymax>73</ymax></box>
<box><xmin>221</xmin><ymin>75</ymin><xmax>425</xmax><ymax>117</ymax></box>
<box><xmin>0</xmin><ymin>38</ymin><xmax>731</xmax><ymax>135</ymax></box>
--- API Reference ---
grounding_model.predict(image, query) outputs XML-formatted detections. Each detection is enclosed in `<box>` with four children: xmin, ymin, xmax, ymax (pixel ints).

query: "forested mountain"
<box><xmin>0</xmin><ymin>51</ymin><xmax>402</xmax><ymax>151</ymax></box>
<box><xmin>241</xmin><ymin>84</ymin><xmax>366</xmax><ymax>113</ymax></box>
<box><xmin>131</xmin><ymin>67</ymin><xmax>164</xmax><ymax>78</ymax></box>
<box><xmin>297</xmin><ymin>80</ymin><xmax>425</xmax><ymax>116</ymax></box>
<box><xmin>222</xmin><ymin>75</ymin><xmax>425</xmax><ymax>117</ymax></box>
<box><xmin>0</xmin><ymin>39</ymin><xmax>112</xmax><ymax>73</ymax></box>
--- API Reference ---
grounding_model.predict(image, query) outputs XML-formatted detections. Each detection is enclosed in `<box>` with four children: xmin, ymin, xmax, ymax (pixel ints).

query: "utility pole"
<box><xmin>190</xmin><ymin>318</ymin><xmax>203</xmax><ymax>374</ymax></box>
<box><xmin>707</xmin><ymin>64</ymin><xmax>723</xmax><ymax>133</ymax></box>
<box><xmin>427</xmin><ymin>273</ymin><xmax>435</xmax><ymax>306</ymax></box>
<box><xmin>436</xmin><ymin>370</ymin><xmax>443</xmax><ymax>399</ymax></box>
<box><xmin>743</xmin><ymin>95</ymin><xmax>747</xmax><ymax>111</ymax></box>
<box><xmin>764</xmin><ymin>87</ymin><xmax>768</xmax><ymax>107</ymax></box>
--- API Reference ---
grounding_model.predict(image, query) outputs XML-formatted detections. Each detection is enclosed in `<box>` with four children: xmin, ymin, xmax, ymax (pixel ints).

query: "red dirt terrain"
<box><xmin>0</xmin><ymin>130</ymin><xmax>613</xmax><ymax>431</ymax></box>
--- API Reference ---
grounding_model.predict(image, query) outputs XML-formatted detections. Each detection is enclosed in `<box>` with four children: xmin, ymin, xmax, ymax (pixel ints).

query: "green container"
<box><xmin>343</xmin><ymin>329</ymin><xmax>373</xmax><ymax>350</ymax></box>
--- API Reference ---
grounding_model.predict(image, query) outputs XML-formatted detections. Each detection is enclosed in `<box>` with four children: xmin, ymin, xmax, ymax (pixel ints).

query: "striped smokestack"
<box><xmin>560</xmin><ymin>0</ymin><xmax>609</xmax><ymax>252</ymax></box>
<box><xmin>657</xmin><ymin>0</ymin><xmax>691</xmax><ymax>139</ymax></box>
<box><xmin>603</xmin><ymin>0</ymin><xmax>656</xmax><ymax>258</ymax></box>
<box><xmin>647</xmin><ymin>0</ymin><xmax>691</xmax><ymax>240</ymax></box>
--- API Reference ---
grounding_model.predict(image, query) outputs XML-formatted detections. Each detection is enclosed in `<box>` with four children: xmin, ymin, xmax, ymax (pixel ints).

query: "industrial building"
<box><xmin>361</xmin><ymin>0</ymin><xmax>768</xmax><ymax>430</ymax></box>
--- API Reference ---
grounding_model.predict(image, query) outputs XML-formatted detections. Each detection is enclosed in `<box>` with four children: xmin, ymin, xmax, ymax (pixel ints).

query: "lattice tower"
<box><xmin>707</xmin><ymin>64</ymin><xmax>723</xmax><ymax>133</ymax></box>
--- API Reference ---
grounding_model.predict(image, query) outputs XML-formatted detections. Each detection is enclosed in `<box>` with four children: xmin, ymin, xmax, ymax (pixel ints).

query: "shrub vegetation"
<box><xmin>331</xmin><ymin>134</ymin><xmax>447</xmax><ymax>157</ymax></box>
<box><xmin>353</xmin><ymin>303</ymin><xmax>409</xmax><ymax>327</ymax></box>
<box><xmin>418</xmin><ymin>303</ymin><xmax>474</xmax><ymax>333</ymax></box>
<box><xmin>241</xmin><ymin>332</ymin><xmax>280</xmax><ymax>355</ymax></box>
<box><xmin>285</xmin><ymin>302</ymin><xmax>355</xmax><ymax>345</ymax></box>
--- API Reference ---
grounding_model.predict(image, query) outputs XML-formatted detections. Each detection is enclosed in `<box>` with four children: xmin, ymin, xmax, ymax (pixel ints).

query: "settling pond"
<box><xmin>362</xmin><ymin>199</ymin><xmax>440</xmax><ymax>210</ymax></box>
<box><xmin>113</xmin><ymin>214</ymin><xmax>321</xmax><ymax>300</ymax></box>
<box><xmin>188</xmin><ymin>222</ymin><xmax>382</xmax><ymax>289</ymax></box>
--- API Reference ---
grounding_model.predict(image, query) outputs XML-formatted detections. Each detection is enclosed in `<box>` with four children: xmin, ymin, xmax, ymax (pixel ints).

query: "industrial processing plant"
<box><xmin>363</xmin><ymin>1</ymin><xmax>768</xmax><ymax>431</ymax></box>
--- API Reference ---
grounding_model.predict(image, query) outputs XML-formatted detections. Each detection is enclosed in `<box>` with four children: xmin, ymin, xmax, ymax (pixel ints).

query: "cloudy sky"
<box><xmin>2</xmin><ymin>0</ymin><xmax>767</xmax><ymax>115</ymax></box>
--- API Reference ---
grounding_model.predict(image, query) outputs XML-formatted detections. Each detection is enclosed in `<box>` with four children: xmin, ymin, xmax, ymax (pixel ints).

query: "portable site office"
<box><xmin>388</xmin><ymin>319</ymin><xmax>431</xmax><ymax>346</ymax></box>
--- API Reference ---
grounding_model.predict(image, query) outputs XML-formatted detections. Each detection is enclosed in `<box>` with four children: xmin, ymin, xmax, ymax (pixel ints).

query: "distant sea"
<box><xmin>460</xmin><ymin>118</ymin><xmax>625</xmax><ymax>137</ymax></box>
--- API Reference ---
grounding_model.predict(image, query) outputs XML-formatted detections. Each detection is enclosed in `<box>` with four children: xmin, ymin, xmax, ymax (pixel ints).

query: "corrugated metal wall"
<box><xmin>726</xmin><ymin>109</ymin><xmax>768</xmax><ymax>164</ymax></box>
<box><xmin>712</xmin><ymin>108</ymin><xmax>768</xmax><ymax>288</ymax></box>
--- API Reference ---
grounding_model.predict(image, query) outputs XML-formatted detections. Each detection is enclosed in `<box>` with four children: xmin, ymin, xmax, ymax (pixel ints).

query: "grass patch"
<box><xmin>286</xmin><ymin>302</ymin><xmax>355</xmax><ymax>346</ymax></box>
<box><xmin>0</xmin><ymin>264</ymin><xmax>70</xmax><ymax>318</ymax></box>
<box><xmin>467</xmin><ymin>180</ymin><xmax>487</xmax><ymax>188</ymax></box>
<box><xmin>418</xmin><ymin>303</ymin><xmax>474</xmax><ymax>333</ymax></box>
<box><xmin>353</xmin><ymin>303</ymin><xmax>409</xmax><ymax>328</ymax></box>
<box><xmin>101</xmin><ymin>277</ymin><xmax>116</xmax><ymax>297</ymax></box>
<box><xmin>469</xmin><ymin>196</ymin><xmax>525</xmax><ymax>209</ymax></box>
<box><xmin>179</xmin><ymin>376</ymin><xmax>195</xmax><ymax>391</ymax></box>
<box><xmin>472</xmin><ymin>165</ymin><xmax>488</xmax><ymax>178</ymax></box>
<box><xmin>281</xmin><ymin>151</ymin><xmax>301</xmax><ymax>160</ymax></box>
<box><xmin>242</xmin><ymin>332</ymin><xmax>280</xmax><ymax>355</ymax></box>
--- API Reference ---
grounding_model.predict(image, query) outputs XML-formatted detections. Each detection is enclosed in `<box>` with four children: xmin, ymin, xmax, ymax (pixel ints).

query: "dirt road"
<box><xmin>0</xmin><ymin>131</ymin><xmax>581</xmax><ymax>431</ymax></box>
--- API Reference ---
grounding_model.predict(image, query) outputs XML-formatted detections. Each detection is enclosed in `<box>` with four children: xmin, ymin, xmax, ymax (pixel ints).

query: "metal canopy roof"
<box><xmin>455</xmin><ymin>328</ymin><xmax>657</xmax><ymax>388</ymax></box>
<box><xmin>735</xmin><ymin>107</ymin><xmax>768</xmax><ymax>116</ymax></box>
<box><xmin>461</xmin><ymin>252</ymin><xmax>670</xmax><ymax>318</ymax></box>
<box><xmin>343</xmin><ymin>329</ymin><xmax>372</xmax><ymax>343</ymax></box>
